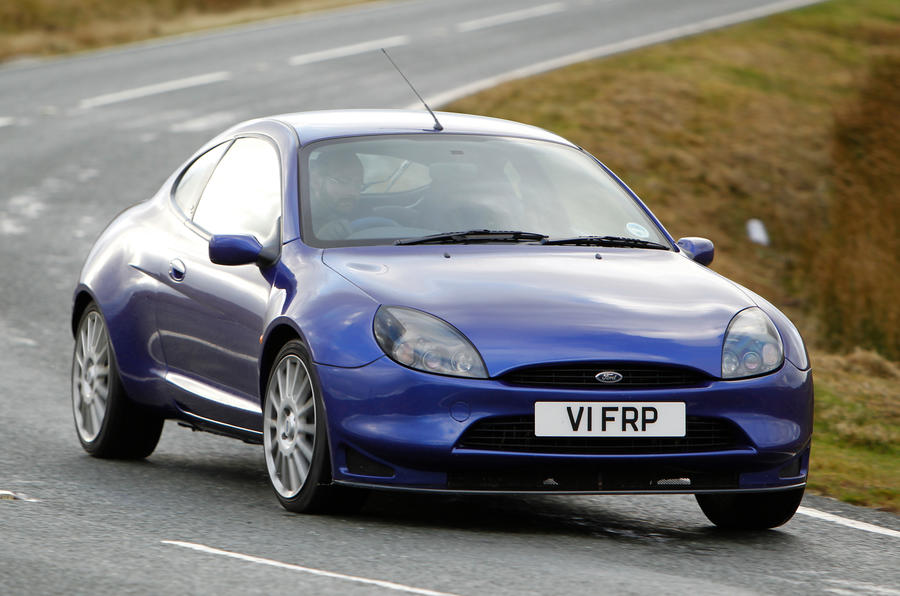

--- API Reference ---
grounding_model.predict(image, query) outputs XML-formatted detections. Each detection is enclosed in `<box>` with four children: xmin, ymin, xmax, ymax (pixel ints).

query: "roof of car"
<box><xmin>266</xmin><ymin>109</ymin><xmax>576</xmax><ymax>147</ymax></box>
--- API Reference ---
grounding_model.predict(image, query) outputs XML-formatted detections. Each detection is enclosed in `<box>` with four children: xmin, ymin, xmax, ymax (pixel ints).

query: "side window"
<box><xmin>193</xmin><ymin>137</ymin><xmax>282</xmax><ymax>241</ymax></box>
<box><xmin>172</xmin><ymin>142</ymin><xmax>230</xmax><ymax>217</ymax></box>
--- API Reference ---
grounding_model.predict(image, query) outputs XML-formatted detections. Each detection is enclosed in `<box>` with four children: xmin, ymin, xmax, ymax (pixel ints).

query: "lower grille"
<box><xmin>456</xmin><ymin>416</ymin><xmax>746</xmax><ymax>455</ymax></box>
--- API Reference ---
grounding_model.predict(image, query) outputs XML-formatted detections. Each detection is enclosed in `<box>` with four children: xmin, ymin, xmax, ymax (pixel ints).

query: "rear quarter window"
<box><xmin>171</xmin><ymin>141</ymin><xmax>231</xmax><ymax>218</ymax></box>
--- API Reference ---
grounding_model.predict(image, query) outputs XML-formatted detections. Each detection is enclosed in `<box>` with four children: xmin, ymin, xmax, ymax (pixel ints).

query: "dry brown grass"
<box><xmin>810</xmin><ymin>55</ymin><xmax>900</xmax><ymax>358</ymax></box>
<box><xmin>0</xmin><ymin>0</ymin><xmax>375</xmax><ymax>62</ymax></box>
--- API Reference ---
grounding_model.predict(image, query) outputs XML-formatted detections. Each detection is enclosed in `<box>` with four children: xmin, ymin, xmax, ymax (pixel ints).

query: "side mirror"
<box><xmin>676</xmin><ymin>237</ymin><xmax>715</xmax><ymax>266</ymax></box>
<box><xmin>209</xmin><ymin>234</ymin><xmax>264</xmax><ymax>266</ymax></box>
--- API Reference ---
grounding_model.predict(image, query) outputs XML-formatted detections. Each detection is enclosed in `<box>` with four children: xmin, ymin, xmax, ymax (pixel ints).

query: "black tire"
<box><xmin>696</xmin><ymin>487</ymin><xmax>805</xmax><ymax>530</ymax></box>
<box><xmin>71</xmin><ymin>304</ymin><xmax>164</xmax><ymax>459</ymax></box>
<box><xmin>262</xmin><ymin>340</ymin><xmax>367</xmax><ymax>513</ymax></box>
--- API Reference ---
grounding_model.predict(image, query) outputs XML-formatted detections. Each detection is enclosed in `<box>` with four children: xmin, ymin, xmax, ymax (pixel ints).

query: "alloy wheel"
<box><xmin>264</xmin><ymin>354</ymin><xmax>317</xmax><ymax>498</ymax></box>
<box><xmin>72</xmin><ymin>311</ymin><xmax>111</xmax><ymax>442</ymax></box>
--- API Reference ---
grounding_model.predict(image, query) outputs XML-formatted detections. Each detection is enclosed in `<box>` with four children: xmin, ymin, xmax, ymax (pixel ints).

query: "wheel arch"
<box><xmin>259</xmin><ymin>320</ymin><xmax>307</xmax><ymax>401</ymax></box>
<box><xmin>71</xmin><ymin>287</ymin><xmax>97</xmax><ymax>337</ymax></box>
<box><xmin>259</xmin><ymin>320</ymin><xmax>343</xmax><ymax>485</ymax></box>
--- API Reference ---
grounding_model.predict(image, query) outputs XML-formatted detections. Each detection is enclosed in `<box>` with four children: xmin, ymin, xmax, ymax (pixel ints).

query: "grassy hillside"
<box><xmin>447</xmin><ymin>0</ymin><xmax>899</xmax><ymax>511</ymax></box>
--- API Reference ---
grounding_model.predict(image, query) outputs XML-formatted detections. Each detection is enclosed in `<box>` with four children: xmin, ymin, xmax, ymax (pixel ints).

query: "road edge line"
<box><xmin>418</xmin><ymin>0</ymin><xmax>824</xmax><ymax>108</ymax></box>
<box><xmin>797</xmin><ymin>507</ymin><xmax>900</xmax><ymax>538</ymax></box>
<box><xmin>161</xmin><ymin>540</ymin><xmax>462</xmax><ymax>596</ymax></box>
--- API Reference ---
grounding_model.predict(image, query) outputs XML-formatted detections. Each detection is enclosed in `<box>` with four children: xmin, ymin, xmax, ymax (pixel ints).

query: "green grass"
<box><xmin>809</xmin><ymin>351</ymin><xmax>899</xmax><ymax>510</ymax></box>
<box><xmin>447</xmin><ymin>0</ymin><xmax>900</xmax><ymax>511</ymax></box>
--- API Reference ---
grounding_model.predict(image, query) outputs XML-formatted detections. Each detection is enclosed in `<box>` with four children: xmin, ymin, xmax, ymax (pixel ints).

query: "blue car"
<box><xmin>71</xmin><ymin>110</ymin><xmax>812</xmax><ymax>529</ymax></box>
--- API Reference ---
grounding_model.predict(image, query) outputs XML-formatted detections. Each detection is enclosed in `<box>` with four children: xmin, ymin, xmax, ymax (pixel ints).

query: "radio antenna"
<box><xmin>381</xmin><ymin>48</ymin><xmax>443</xmax><ymax>131</ymax></box>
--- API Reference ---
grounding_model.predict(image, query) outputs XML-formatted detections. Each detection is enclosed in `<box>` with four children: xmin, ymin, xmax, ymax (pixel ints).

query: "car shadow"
<box><xmin>70</xmin><ymin>440</ymin><xmax>800</xmax><ymax>548</ymax></box>
<box><xmin>356</xmin><ymin>490</ymin><xmax>800</xmax><ymax>547</ymax></box>
<box><xmin>70</xmin><ymin>447</ymin><xmax>269</xmax><ymax>496</ymax></box>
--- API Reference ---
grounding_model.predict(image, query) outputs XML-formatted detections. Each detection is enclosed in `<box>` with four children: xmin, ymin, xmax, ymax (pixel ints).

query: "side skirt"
<box><xmin>176</xmin><ymin>408</ymin><xmax>263</xmax><ymax>445</ymax></box>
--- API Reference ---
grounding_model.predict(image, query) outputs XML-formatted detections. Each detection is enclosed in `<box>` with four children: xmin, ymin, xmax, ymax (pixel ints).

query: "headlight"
<box><xmin>373</xmin><ymin>306</ymin><xmax>488</xmax><ymax>379</ymax></box>
<box><xmin>722</xmin><ymin>307</ymin><xmax>784</xmax><ymax>379</ymax></box>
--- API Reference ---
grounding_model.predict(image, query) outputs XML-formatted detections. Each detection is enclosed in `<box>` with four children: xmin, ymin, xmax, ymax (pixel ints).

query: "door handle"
<box><xmin>169</xmin><ymin>258</ymin><xmax>186</xmax><ymax>282</ymax></box>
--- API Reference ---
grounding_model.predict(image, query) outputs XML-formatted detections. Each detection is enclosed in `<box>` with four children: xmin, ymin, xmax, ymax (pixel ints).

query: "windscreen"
<box><xmin>300</xmin><ymin>134</ymin><xmax>668</xmax><ymax>247</ymax></box>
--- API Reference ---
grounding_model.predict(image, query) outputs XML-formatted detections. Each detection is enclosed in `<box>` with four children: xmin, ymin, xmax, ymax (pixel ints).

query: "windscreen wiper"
<box><xmin>540</xmin><ymin>235</ymin><xmax>670</xmax><ymax>250</ymax></box>
<box><xmin>395</xmin><ymin>229</ymin><xmax>548</xmax><ymax>246</ymax></box>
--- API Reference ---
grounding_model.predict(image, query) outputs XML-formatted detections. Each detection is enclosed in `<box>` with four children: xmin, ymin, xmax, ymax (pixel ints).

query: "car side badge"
<box><xmin>381</xmin><ymin>48</ymin><xmax>444</xmax><ymax>131</ymax></box>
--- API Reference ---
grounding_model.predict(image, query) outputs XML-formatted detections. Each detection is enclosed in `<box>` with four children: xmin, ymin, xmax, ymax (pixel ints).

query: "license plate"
<box><xmin>534</xmin><ymin>402</ymin><xmax>686</xmax><ymax>437</ymax></box>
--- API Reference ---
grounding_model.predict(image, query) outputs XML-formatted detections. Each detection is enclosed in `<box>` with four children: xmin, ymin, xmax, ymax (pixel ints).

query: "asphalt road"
<box><xmin>1</xmin><ymin>0</ymin><xmax>898</xmax><ymax>594</ymax></box>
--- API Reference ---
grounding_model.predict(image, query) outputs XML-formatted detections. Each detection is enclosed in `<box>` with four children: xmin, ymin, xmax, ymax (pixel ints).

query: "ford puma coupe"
<box><xmin>72</xmin><ymin>110</ymin><xmax>812</xmax><ymax>529</ymax></box>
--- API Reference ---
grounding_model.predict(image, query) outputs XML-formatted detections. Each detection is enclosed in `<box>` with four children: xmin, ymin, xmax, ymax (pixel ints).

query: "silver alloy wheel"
<box><xmin>264</xmin><ymin>354</ymin><xmax>317</xmax><ymax>498</ymax></box>
<box><xmin>72</xmin><ymin>311</ymin><xmax>111</xmax><ymax>442</ymax></box>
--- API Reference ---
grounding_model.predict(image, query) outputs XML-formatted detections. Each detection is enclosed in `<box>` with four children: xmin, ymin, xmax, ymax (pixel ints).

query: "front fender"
<box><xmin>267</xmin><ymin>241</ymin><xmax>383</xmax><ymax>368</ymax></box>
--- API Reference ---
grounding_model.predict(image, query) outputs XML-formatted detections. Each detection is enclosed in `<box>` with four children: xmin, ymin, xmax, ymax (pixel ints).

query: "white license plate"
<box><xmin>534</xmin><ymin>402</ymin><xmax>686</xmax><ymax>437</ymax></box>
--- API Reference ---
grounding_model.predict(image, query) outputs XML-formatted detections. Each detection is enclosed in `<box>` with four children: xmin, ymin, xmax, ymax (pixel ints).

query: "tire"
<box><xmin>696</xmin><ymin>487</ymin><xmax>805</xmax><ymax>530</ymax></box>
<box><xmin>71</xmin><ymin>304</ymin><xmax>163</xmax><ymax>459</ymax></box>
<box><xmin>262</xmin><ymin>340</ymin><xmax>367</xmax><ymax>513</ymax></box>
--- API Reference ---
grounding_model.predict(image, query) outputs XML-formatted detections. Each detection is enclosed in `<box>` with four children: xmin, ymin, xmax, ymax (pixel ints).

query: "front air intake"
<box><xmin>457</xmin><ymin>416</ymin><xmax>747</xmax><ymax>455</ymax></box>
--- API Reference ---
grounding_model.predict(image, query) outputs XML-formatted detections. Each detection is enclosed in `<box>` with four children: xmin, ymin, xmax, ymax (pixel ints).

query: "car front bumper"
<box><xmin>315</xmin><ymin>357</ymin><xmax>813</xmax><ymax>493</ymax></box>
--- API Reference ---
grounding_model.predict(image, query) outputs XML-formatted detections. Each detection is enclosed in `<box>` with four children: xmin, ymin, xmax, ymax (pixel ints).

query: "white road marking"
<box><xmin>0</xmin><ymin>218</ymin><xmax>25</xmax><ymax>235</ymax></box>
<box><xmin>8</xmin><ymin>195</ymin><xmax>46</xmax><ymax>219</ymax></box>
<box><xmin>169</xmin><ymin>111</ymin><xmax>236</xmax><ymax>133</ymax></box>
<box><xmin>73</xmin><ymin>215</ymin><xmax>98</xmax><ymax>239</ymax></box>
<box><xmin>825</xmin><ymin>579</ymin><xmax>900</xmax><ymax>595</ymax></box>
<box><xmin>79</xmin><ymin>71</ymin><xmax>232</xmax><ymax>109</ymax></box>
<box><xmin>162</xmin><ymin>540</ymin><xmax>460</xmax><ymax>596</ymax></box>
<box><xmin>0</xmin><ymin>117</ymin><xmax>14</xmax><ymax>128</ymax></box>
<box><xmin>0</xmin><ymin>194</ymin><xmax>47</xmax><ymax>235</ymax></box>
<box><xmin>797</xmin><ymin>507</ymin><xmax>900</xmax><ymax>539</ymax></box>
<box><xmin>422</xmin><ymin>0</ymin><xmax>824</xmax><ymax>108</ymax></box>
<box><xmin>456</xmin><ymin>2</ymin><xmax>566</xmax><ymax>33</ymax></box>
<box><xmin>76</xmin><ymin>168</ymin><xmax>100</xmax><ymax>183</ymax></box>
<box><xmin>0</xmin><ymin>490</ymin><xmax>39</xmax><ymax>502</ymax></box>
<box><xmin>289</xmin><ymin>35</ymin><xmax>410</xmax><ymax>66</ymax></box>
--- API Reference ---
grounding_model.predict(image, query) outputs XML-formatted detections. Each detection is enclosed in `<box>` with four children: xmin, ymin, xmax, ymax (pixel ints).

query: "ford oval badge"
<box><xmin>595</xmin><ymin>371</ymin><xmax>624</xmax><ymax>384</ymax></box>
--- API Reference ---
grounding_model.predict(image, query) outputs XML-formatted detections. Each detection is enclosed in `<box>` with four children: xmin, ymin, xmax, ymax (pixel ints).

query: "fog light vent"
<box><xmin>345</xmin><ymin>447</ymin><xmax>394</xmax><ymax>478</ymax></box>
<box><xmin>779</xmin><ymin>459</ymin><xmax>802</xmax><ymax>478</ymax></box>
<box><xmin>656</xmin><ymin>477</ymin><xmax>691</xmax><ymax>487</ymax></box>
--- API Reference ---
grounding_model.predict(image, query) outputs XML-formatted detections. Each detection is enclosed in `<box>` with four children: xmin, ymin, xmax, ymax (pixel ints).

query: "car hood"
<box><xmin>322</xmin><ymin>246</ymin><xmax>755</xmax><ymax>377</ymax></box>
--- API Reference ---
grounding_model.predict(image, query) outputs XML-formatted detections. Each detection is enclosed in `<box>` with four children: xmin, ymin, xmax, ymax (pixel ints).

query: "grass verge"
<box><xmin>447</xmin><ymin>0</ymin><xmax>899</xmax><ymax>511</ymax></box>
<box><xmin>0</xmin><ymin>0</ymin><xmax>375</xmax><ymax>63</ymax></box>
<box><xmin>809</xmin><ymin>350</ymin><xmax>899</xmax><ymax>511</ymax></box>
